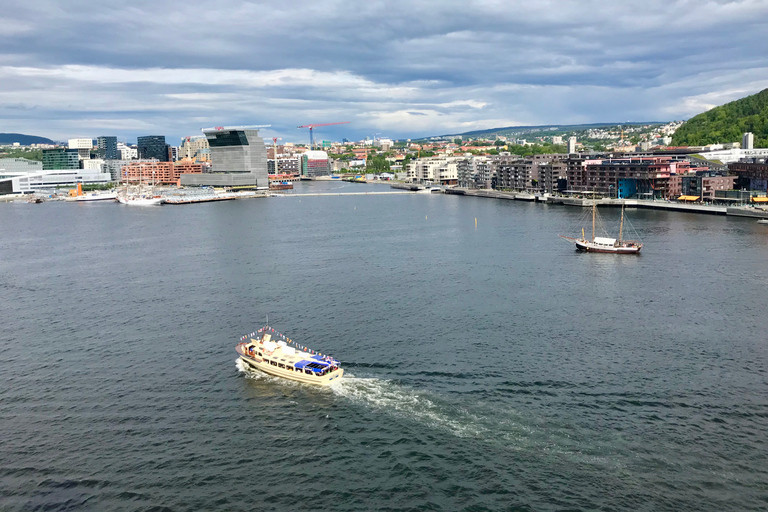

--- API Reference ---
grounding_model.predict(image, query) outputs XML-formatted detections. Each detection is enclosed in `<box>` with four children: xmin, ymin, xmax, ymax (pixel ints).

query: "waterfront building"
<box><xmin>492</xmin><ymin>154</ymin><xmax>528</xmax><ymax>190</ymax></box>
<box><xmin>743</xmin><ymin>132</ymin><xmax>754</xmax><ymax>150</ymax></box>
<box><xmin>181</xmin><ymin>125</ymin><xmax>268</xmax><ymax>188</ymax></box>
<box><xmin>566</xmin><ymin>156</ymin><xmax>712</xmax><ymax>199</ymax></box>
<box><xmin>268</xmin><ymin>156</ymin><xmax>301</xmax><ymax>175</ymax></box>
<box><xmin>493</xmin><ymin>154</ymin><xmax>567</xmax><ymax>192</ymax></box>
<box><xmin>0</xmin><ymin>158</ymin><xmax>43</xmax><ymax>174</ymax></box>
<box><xmin>43</xmin><ymin>148</ymin><xmax>80</xmax><ymax>170</ymax></box>
<box><xmin>681</xmin><ymin>173</ymin><xmax>737</xmax><ymax>200</ymax></box>
<box><xmin>407</xmin><ymin>157</ymin><xmax>459</xmax><ymax>185</ymax></box>
<box><xmin>122</xmin><ymin>160</ymin><xmax>203</xmax><ymax>185</ymax></box>
<box><xmin>474</xmin><ymin>157</ymin><xmax>493</xmax><ymax>189</ymax></box>
<box><xmin>302</xmin><ymin>150</ymin><xmax>331</xmax><ymax>177</ymax></box>
<box><xmin>96</xmin><ymin>136</ymin><xmax>119</xmax><ymax>160</ymax></box>
<box><xmin>457</xmin><ymin>159</ymin><xmax>476</xmax><ymax>188</ymax></box>
<box><xmin>0</xmin><ymin>169</ymin><xmax>111</xmax><ymax>194</ymax></box>
<box><xmin>729</xmin><ymin>159</ymin><xmax>768</xmax><ymax>191</ymax></box>
<box><xmin>538</xmin><ymin>161</ymin><xmax>568</xmax><ymax>194</ymax></box>
<box><xmin>68</xmin><ymin>138</ymin><xmax>93</xmax><ymax>160</ymax></box>
<box><xmin>137</xmin><ymin>135</ymin><xmax>170</xmax><ymax>162</ymax></box>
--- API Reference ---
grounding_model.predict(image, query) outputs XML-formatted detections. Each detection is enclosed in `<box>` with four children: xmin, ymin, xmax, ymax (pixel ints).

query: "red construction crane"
<box><xmin>298</xmin><ymin>121</ymin><xmax>350</xmax><ymax>150</ymax></box>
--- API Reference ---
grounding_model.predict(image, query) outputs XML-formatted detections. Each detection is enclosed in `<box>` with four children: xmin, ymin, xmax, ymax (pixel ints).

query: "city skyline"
<box><xmin>1</xmin><ymin>0</ymin><xmax>768</xmax><ymax>144</ymax></box>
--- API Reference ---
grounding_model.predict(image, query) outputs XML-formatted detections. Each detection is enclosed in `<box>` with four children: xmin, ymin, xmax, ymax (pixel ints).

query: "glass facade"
<box><xmin>207</xmin><ymin>131</ymin><xmax>249</xmax><ymax>147</ymax></box>
<box><xmin>137</xmin><ymin>135</ymin><xmax>169</xmax><ymax>162</ymax></box>
<box><xmin>42</xmin><ymin>149</ymin><xmax>80</xmax><ymax>170</ymax></box>
<box><xmin>97</xmin><ymin>136</ymin><xmax>119</xmax><ymax>160</ymax></box>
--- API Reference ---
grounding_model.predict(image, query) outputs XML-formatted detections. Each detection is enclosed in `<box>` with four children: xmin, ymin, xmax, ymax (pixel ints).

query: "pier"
<box><xmin>273</xmin><ymin>191</ymin><xmax>415</xmax><ymax>197</ymax></box>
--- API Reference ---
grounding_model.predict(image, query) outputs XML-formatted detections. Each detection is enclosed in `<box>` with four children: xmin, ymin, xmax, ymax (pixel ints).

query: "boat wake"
<box><xmin>236</xmin><ymin>360</ymin><xmax>620</xmax><ymax>466</ymax></box>
<box><xmin>330</xmin><ymin>376</ymin><xmax>511</xmax><ymax>441</ymax></box>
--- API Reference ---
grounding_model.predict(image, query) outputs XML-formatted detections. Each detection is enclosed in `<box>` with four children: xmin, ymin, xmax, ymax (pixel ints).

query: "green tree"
<box><xmin>366</xmin><ymin>154</ymin><xmax>391</xmax><ymax>173</ymax></box>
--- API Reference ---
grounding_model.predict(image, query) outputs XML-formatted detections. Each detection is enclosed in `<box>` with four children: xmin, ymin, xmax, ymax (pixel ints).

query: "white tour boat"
<box><xmin>76</xmin><ymin>191</ymin><xmax>118</xmax><ymax>202</ymax></box>
<box><xmin>236</xmin><ymin>326</ymin><xmax>343</xmax><ymax>386</ymax></box>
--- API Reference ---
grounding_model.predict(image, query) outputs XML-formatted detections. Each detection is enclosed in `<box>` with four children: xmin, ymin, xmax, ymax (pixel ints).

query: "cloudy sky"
<box><xmin>2</xmin><ymin>0</ymin><xmax>768</xmax><ymax>144</ymax></box>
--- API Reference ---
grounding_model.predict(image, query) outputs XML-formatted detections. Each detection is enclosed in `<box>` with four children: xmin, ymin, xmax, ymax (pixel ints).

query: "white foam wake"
<box><xmin>330</xmin><ymin>376</ymin><xmax>493</xmax><ymax>439</ymax></box>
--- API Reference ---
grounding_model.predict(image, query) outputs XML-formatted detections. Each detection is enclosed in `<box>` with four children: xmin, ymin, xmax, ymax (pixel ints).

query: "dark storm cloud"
<box><xmin>1</xmin><ymin>0</ymin><xmax>767</xmax><ymax>141</ymax></box>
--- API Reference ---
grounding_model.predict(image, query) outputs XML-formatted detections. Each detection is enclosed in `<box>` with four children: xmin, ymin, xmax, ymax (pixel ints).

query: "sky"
<box><xmin>1</xmin><ymin>0</ymin><xmax>768</xmax><ymax>144</ymax></box>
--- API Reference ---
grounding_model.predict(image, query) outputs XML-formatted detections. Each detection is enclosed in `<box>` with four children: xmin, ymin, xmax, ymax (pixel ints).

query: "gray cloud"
<box><xmin>1</xmin><ymin>0</ymin><xmax>767</xmax><ymax>142</ymax></box>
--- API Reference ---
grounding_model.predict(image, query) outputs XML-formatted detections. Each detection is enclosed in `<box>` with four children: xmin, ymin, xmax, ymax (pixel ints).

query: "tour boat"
<box><xmin>76</xmin><ymin>191</ymin><xmax>118</xmax><ymax>202</ymax></box>
<box><xmin>236</xmin><ymin>326</ymin><xmax>343</xmax><ymax>386</ymax></box>
<box><xmin>560</xmin><ymin>202</ymin><xmax>642</xmax><ymax>254</ymax></box>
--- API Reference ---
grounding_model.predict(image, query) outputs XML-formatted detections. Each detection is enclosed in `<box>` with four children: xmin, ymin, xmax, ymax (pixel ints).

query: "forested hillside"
<box><xmin>672</xmin><ymin>88</ymin><xmax>768</xmax><ymax>147</ymax></box>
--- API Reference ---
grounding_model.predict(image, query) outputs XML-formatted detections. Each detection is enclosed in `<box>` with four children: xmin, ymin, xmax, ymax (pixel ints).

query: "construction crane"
<box><xmin>271</xmin><ymin>137</ymin><xmax>282</xmax><ymax>157</ymax></box>
<box><xmin>298</xmin><ymin>122</ymin><xmax>350</xmax><ymax>150</ymax></box>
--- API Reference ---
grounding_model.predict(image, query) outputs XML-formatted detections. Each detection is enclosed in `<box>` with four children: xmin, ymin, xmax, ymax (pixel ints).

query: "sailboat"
<box><xmin>560</xmin><ymin>201</ymin><xmax>642</xmax><ymax>254</ymax></box>
<box><xmin>116</xmin><ymin>168</ymin><xmax>164</xmax><ymax>206</ymax></box>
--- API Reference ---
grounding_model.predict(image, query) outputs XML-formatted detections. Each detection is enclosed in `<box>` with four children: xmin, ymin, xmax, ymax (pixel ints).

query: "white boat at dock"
<box><xmin>236</xmin><ymin>326</ymin><xmax>343</xmax><ymax>386</ymax></box>
<box><xmin>75</xmin><ymin>191</ymin><xmax>118</xmax><ymax>202</ymax></box>
<box><xmin>116</xmin><ymin>195</ymin><xmax>165</xmax><ymax>206</ymax></box>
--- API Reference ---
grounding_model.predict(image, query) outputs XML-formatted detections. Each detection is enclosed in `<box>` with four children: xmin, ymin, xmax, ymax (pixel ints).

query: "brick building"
<box><xmin>122</xmin><ymin>160</ymin><xmax>203</xmax><ymax>184</ymax></box>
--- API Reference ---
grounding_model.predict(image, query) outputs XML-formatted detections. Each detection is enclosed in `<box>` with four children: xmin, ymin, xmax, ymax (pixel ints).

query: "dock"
<box><xmin>273</xmin><ymin>191</ymin><xmax>415</xmax><ymax>197</ymax></box>
<box><xmin>435</xmin><ymin>186</ymin><xmax>765</xmax><ymax>218</ymax></box>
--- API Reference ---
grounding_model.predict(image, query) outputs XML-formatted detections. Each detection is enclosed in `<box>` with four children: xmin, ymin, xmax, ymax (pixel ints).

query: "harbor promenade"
<box><xmin>441</xmin><ymin>186</ymin><xmax>768</xmax><ymax>219</ymax></box>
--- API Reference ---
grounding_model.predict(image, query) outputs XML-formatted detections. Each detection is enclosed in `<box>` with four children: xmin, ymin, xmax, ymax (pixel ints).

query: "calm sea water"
<box><xmin>2</xmin><ymin>181</ymin><xmax>768</xmax><ymax>511</ymax></box>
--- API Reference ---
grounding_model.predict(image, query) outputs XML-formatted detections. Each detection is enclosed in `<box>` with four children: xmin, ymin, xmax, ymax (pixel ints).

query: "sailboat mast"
<box><xmin>592</xmin><ymin>201</ymin><xmax>596</xmax><ymax>241</ymax></box>
<box><xmin>619</xmin><ymin>203</ymin><xmax>625</xmax><ymax>243</ymax></box>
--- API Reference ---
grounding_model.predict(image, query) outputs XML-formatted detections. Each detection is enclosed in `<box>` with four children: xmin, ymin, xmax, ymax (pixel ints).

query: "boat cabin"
<box><xmin>593</xmin><ymin>237</ymin><xmax>617</xmax><ymax>247</ymax></box>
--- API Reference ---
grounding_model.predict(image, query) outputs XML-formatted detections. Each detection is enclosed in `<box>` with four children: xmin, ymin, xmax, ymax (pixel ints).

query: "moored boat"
<box><xmin>116</xmin><ymin>194</ymin><xmax>165</xmax><ymax>206</ymax></box>
<box><xmin>236</xmin><ymin>326</ymin><xmax>343</xmax><ymax>386</ymax></box>
<box><xmin>76</xmin><ymin>191</ymin><xmax>118</xmax><ymax>202</ymax></box>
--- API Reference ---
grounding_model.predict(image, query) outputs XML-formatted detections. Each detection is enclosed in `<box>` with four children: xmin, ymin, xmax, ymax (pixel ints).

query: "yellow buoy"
<box><xmin>475</xmin><ymin>217</ymin><xmax>477</xmax><ymax>227</ymax></box>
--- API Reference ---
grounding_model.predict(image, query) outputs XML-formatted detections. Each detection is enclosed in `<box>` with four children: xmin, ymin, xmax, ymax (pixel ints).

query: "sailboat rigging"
<box><xmin>559</xmin><ymin>200</ymin><xmax>642</xmax><ymax>254</ymax></box>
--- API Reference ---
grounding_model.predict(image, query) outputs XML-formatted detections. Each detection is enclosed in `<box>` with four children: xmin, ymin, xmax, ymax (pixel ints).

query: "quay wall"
<box><xmin>440</xmin><ymin>187</ymin><xmax>761</xmax><ymax>218</ymax></box>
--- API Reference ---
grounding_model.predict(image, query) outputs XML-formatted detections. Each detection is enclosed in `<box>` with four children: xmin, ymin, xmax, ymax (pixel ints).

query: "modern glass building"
<box><xmin>97</xmin><ymin>136</ymin><xmax>119</xmax><ymax>160</ymax></box>
<box><xmin>137</xmin><ymin>135</ymin><xmax>169</xmax><ymax>162</ymax></box>
<box><xmin>180</xmin><ymin>126</ymin><xmax>268</xmax><ymax>188</ymax></box>
<box><xmin>42</xmin><ymin>148</ymin><xmax>80</xmax><ymax>170</ymax></box>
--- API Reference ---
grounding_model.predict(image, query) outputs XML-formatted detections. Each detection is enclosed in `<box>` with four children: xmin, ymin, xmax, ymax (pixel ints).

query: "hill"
<box><xmin>672</xmin><ymin>88</ymin><xmax>768</xmax><ymax>147</ymax></box>
<box><xmin>0</xmin><ymin>133</ymin><xmax>55</xmax><ymax>145</ymax></box>
<box><xmin>411</xmin><ymin>122</ymin><xmax>667</xmax><ymax>142</ymax></box>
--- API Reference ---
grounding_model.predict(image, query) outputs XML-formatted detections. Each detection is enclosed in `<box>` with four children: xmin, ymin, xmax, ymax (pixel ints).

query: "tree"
<box><xmin>366</xmin><ymin>154</ymin><xmax>391</xmax><ymax>173</ymax></box>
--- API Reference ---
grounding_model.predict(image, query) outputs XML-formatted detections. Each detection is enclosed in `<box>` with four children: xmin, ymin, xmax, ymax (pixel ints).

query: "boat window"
<box><xmin>271</xmin><ymin>361</ymin><xmax>277</xmax><ymax>366</ymax></box>
<box><xmin>258</xmin><ymin>352</ymin><xmax>262</xmax><ymax>356</ymax></box>
<box><xmin>305</xmin><ymin>370</ymin><xmax>313</xmax><ymax>374</ymax></box>
<box><xmin>278</xmin><ymin>363</ymin><xmax>285</xmax><ymax>369</ymax></box>
<box><xmin>286</xmin><ymin>367</ymin><xmax>293</xmax><ymax>371</ymax></box>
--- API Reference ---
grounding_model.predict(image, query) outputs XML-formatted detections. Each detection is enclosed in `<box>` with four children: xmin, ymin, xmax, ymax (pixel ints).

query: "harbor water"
<box><xmin>2</xmin><ymin>181</ymin><xmax>768</xmax><ymax>511</ymax></box>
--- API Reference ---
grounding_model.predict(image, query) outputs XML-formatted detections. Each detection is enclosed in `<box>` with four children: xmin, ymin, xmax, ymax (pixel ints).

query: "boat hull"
<box><xmin>574</xmin><ymin>239</ymin><xmax>642</xmax><ymax>254</ymax></box>
<box><xmin>76</xmin><ymin>193</ymin><xmax>118</xmax><ymax>202</ymax></box>
<box><xmin>117</xmin><ymin>196</ymin><xmax>165</xmax><ymax>206</ymax></box>
<box><xmin>236</xmin><ymin>344</ymin><xmax>343</xmax><ymax>386</ymax></box>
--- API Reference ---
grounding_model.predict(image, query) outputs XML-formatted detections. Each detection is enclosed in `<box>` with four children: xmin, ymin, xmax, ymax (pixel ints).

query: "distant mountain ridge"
<box><xmin>423</xmin><ymin>122</ymin><xmax>668</xmax><ymax>140</ymax></box>
<box><xmin>0</xmin><ymin>133</ymin><xmax>55</xmax><ymax>145</ymax></box>
<box><xmin>672</xmin><ymin>88</ymin><xmax>768</xmax><ymax>147</ymax></box>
